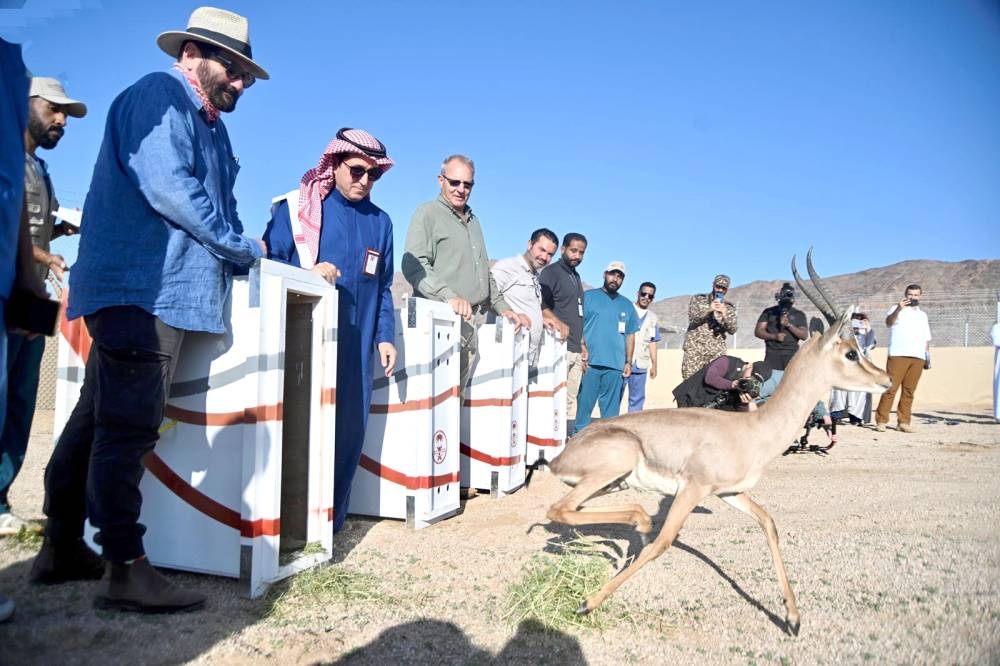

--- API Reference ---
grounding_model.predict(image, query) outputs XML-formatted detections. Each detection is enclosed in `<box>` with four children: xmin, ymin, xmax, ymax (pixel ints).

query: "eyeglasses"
<box><xmin>210</xmin><ymin>52</ymin><xmax>256</xmax><ymax>88</ymax></box>
<box><xmin>443</xmin><ymin>176</ymin><xmax>474</xmax><ymax>189</ymax></box>
<box><xmin>639</xmin><ymin>292</ymin><xmax>655</xmax><ymax>299</ymax></box>
<box><xmin>342</xmin><ymin>162</ymin><xmax>383</xmax><ymax>182</ymax></box>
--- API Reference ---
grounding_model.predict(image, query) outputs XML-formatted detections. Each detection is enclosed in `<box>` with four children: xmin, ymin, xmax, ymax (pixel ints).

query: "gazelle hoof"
<box><xmin>576</xmin><ymin>601</ymin><xmax>591</xmax><ymax>616</ymax></box>
<box><xmin>786</xmin><ymin>618</ymin><xmax>800</xmax><ymax>636</ymax></box>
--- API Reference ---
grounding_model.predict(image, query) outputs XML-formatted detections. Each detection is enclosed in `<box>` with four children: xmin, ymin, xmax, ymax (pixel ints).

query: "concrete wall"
<box><xmin>36</xmin><ymin>340</ymin><xmax>996</xmax><ymax>413</ymax></box>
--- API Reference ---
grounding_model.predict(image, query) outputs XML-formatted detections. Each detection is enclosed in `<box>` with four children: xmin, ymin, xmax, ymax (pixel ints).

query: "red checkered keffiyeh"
<box><xmin>297</xmin><ymin>128</ymin><xmax>394</xmax><ymax>264</ymax></box>
<box><xmin>173</xmin><ymin>63</ymin><xmax>220</xmax><ymax>123</ymax></box>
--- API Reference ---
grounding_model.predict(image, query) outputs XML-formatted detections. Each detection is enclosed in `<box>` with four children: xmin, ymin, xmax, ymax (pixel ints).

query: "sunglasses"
<box><xmin>639</xmin><ymin>292</ymin><xmax>655</xmax><ymax>298</ymax></box>
<box><xmin>343</xmin><ymin>162</ymin><xmax>383</xmax><ymax>182</ymax></box>
<box><xmin>209</xmin><ymin>52</ymin><xmax>256</xmax><ymax>88</ymax></box>
<box><xmin>443</xmin><ymin>176</ymin><xmax>474</xmax><ymax>189</ymax></box>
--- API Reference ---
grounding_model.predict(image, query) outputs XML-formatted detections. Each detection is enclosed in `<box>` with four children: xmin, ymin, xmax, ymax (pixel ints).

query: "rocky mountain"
<box><xmin>648</xmin><ymin>259</ymin><xmax>1000</xmax><ymax>348</ymax></box>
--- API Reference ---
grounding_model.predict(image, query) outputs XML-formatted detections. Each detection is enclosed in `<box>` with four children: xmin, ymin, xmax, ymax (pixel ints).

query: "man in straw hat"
<box><xmin>265</xmin><ymin>128</ymin><xmax>397</xmax><ymax>533</ymax></box>
<box><xmin>680</xmin><ymin>273</ymin><xmax>739</xmax><ymax>380</ymax></box>
<box><xmin>32</xmin><ymin>7</ymin><xmax>269</xmax><ymax>613</ymax></box>
<box><xmin>0</xmin><ymin>77</ymin><xmax>86</xmax><ymax>539</ymax></box>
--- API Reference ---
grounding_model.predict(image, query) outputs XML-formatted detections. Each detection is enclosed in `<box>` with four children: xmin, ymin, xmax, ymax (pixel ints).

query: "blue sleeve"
<box><xmin>262</xmin><ymin>200</ymin><xmax>301</xmax><ymax>267</ymax></box>
<box><xmin>627</xmin><ymin>305</ymin><xmax>640</xmax><ymax>334</ymax></box>
<box><xmin>376</xmin><ymin>214</ymin><xmax>395</xmax><ymax>345</ymax></box>
<box><xmin>118</xmin><ymin>75</ymin><xmax>263</xmax><ymax>267</ymax></box>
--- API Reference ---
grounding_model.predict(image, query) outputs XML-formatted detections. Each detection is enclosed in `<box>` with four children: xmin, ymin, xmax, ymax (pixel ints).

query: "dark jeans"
<box><xmin>0</xmin><ymin>333</ymin><xmax>43</xmax><ymax>511</ymax></box>
<box><xmin>43</xmin><ymin>306</ymin><xmax>184</xmax><ymax>562</ymax></box>
<box><xmin>764</xmin><ymin>347</ymin><xmax>797</xmax><ymax>371</ymax></box>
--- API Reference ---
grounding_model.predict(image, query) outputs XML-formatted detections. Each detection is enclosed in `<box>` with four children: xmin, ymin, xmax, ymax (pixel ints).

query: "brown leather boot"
<box><xmin>30</xmin><ymin>538</ymin><xmax>105</xmax><ymax>585</ymax></box>
<box><xmin>93</xmin><ymin>557</ymin><xmax>206</xmax><ymax>613</ymax></box>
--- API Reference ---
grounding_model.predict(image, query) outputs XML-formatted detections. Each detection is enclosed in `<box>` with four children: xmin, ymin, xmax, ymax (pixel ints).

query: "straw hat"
<box><xmin>156</xmin><ymin>6</ymin><xmax>269</xmax><ymax>80</ymax></box>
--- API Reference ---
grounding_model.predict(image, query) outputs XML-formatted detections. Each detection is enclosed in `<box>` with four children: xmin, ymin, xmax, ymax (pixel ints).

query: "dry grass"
<box><xmin>265</xmin><ymin>562</ymin><xmax>393</xmax><ymax>623</ymax></box>
<box><xmin>501</xmin><ymin>536</ymin><xmax>636</xmax><ymax>631</ymax></box>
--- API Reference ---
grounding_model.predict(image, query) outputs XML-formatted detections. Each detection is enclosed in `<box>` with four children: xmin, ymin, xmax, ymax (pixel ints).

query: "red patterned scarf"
<box><xmin>297</xmin><ymin>129</ymin><xmax>394</xmax><ymax>264</ymax></box>
<box><xmin>173</xmin><ymin>62</ymin><xmax>220</xmax><ymax>124</ymax></box>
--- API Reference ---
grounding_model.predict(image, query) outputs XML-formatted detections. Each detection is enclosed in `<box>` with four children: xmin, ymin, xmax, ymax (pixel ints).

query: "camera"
<box><xmin>734</xmin><ymin>376</ymin><xmax>762</xmax><ymax>398</ymax></box>
<box><xmin>774</xmin><ymin>283</ymin><xmax>794</xmax><ymax>313</ymax></box>
<box><xmin>908</xmin><ymin>298</ymin><xmax>919</xmax><ymax>307</ymax></box>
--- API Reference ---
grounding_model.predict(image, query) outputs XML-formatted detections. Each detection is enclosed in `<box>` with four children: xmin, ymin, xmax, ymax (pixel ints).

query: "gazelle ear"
<box><xmin>820</xmin><ymin>310</ymin><xmax>852</xmax><ymax>349</ymax></box>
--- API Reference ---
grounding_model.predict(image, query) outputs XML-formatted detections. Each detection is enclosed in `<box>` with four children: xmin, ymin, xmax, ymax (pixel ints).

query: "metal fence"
<box><xmin>660</xmin><ymin>288</ymin><xmax>999</xmax><ymax>350</ymax></box>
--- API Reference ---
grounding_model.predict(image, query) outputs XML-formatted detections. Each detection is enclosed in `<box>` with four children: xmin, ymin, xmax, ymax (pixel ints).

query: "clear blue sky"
<box><xmin>3</xmin><ymin>0</ymin><xmax>999</xmax><ymax>296</ymax></box>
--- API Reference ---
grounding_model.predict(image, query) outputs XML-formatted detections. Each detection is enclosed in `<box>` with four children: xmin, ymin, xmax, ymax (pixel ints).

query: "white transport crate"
<box><xmin>460</xmin><ymin>320</ymin><xmax>529</xmax><ymax>497</ymax></box>
<box><xmin>525</xmin><ymin>332</ymin><xmax>568</xmax><ymax>466</ymax></box>
<box><xmin>55</xmin><ymin>259</ymin><xmax>338</xmax><ymax>598</ymax></box>
<box><xmin>353</xmin><ymin>297</ymin><xmax>461</xmax><ymax>529</ymax></box>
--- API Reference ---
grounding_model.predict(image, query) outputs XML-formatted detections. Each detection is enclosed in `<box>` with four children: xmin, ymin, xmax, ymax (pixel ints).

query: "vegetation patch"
<box><xmin>501</xmin><ymin>537</ymin><xmax>636</xmax><ymax>631</ymax></box>
<box><xmin>267</xmin><ymin>563</ymin><xmax>392</xmax><ymax>622</ymax></box>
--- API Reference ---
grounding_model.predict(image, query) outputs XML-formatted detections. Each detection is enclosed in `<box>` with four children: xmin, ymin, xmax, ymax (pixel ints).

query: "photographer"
<box><xmin>680</xmin><ymin>274</ymin><xmax>738</xmax><ymax>380</ymax></box>
<box><xmin>673</xmin><ymin>355</ymin><xmax>766</xmax><ymax>411</ymax></box>
<box><xmin>755</xmin><ymin>282</ymin><xmax>807</xmax><ymax>370</ymax></box>
<box><xmin>875</xmin><ymin>284</ymin><xmax>931</xmax><ymax>432</ymax></box>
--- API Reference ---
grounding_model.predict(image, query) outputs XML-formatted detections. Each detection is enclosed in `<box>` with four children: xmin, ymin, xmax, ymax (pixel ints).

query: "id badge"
<box><xmin>577</xmin><ymin>297</ymin><xmax>583</xmax><ymax>317</ymax></box>
<box><xmin>363</xmin><ymin>248</ymin><xmax>380</xmax><ymax>277</ymax></box>
<box><xmin>617</xmin><ymin>320</ymin><xmax>626</xmax><ymax>334</ymax></box>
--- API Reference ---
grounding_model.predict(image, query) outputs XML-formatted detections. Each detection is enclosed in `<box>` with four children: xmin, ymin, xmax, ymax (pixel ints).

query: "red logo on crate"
<box><xmin>553</xmin><ymin>409</ymin><xmax>561</xmax><ymax>433</ymax></box>
<box><xmin>433</xmin><ymin>429</ymin><xmax>448</xmax><ymax>464</ymax></box>
<box><xmin>511</xmin><ymin>420</ymin><xmax>518</xmax><ymax>449</ymax></box>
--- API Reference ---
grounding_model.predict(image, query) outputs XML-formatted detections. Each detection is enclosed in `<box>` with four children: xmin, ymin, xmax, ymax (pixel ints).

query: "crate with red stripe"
<box><xmin>460</xmin><ymin>320</ymin><xmax>529</xmax><ymax>497</ymax></box>
<box><xmin>353</xmin><ymin>297</ymin><xmax>461</xmax><ymax>529</ymax></box>
<box><xmin>55</xmin><ymin>259</ymin><xmax>338</xmax><ymax>598</ymax></box>
<box><xmin>525</xmin><ymin>331</ymin><xmax>568</xmax><ymax>466</ymax></box>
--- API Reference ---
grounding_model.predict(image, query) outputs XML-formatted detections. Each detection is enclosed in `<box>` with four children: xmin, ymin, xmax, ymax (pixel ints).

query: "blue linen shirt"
<box><xmin>582</xmin><ymin>288</ymin><xmax>640</xmax><ymax>369</ymax></box>
<box><xmin>0</xmin><ymin>40</ymin><xmax>28</xmax><ymax>300</ymax></box>
<box><xmin>68</xmin><ymin>68</ymin><xmax>264</xmax><ymax>333</ymax></box>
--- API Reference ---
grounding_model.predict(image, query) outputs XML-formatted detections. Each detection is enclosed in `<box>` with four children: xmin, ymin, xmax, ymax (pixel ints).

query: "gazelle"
<box><xmin>544</xmin><ymin>252</ymin><xmax>891</xmax><ymax>635</ymax></box>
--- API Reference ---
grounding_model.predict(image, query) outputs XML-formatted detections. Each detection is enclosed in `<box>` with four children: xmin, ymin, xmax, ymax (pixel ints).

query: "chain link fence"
<box><xmin>660</xmin><ymin>288</ymin><xmax>999</xmax><ymax>350</ymax></box>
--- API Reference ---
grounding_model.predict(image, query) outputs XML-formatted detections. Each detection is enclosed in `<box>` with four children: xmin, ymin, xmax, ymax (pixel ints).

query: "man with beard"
<box><xmin>539</xmin><ymin>233</ymin><xmax>588</xmax><ymax>436</ymax></box>
<box><xmin>264</xmin><ymin>128</ymin><xmax>397</xmax><ymax>533</ymax></box>
<box><xmin>403</xmin><ymin>155</ymin><xmax>528</xmax><ymax>392</ymax></box>
<box><xmin>490</xmin><ymin>228</ymin><xmax>567</xmax><ymax>366</ymax></box>
<box><xmin>31</xmin><ymin>7</ymin><xmax>268</xmax><ymax>614</ymax></box>
<box><xmin>574</xmin><ymin>261</ymin><xmax>639</xmax><ymax>432</ymax></box>
<box><xmin>0</xmin><ymin>78</ymin><xmax>85</xmax><ymax>538</ymax></box>
<box><xmin>623</xmin><ymin>281</ymin><xmax>661</xmax><ymax>413</ymax></box>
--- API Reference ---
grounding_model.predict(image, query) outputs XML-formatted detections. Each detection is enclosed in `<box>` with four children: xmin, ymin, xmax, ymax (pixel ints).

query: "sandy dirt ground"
<box><xmin>1</xmin><ymin>406</ymin><xmax>999</xmax><ymax>665</ymax></box>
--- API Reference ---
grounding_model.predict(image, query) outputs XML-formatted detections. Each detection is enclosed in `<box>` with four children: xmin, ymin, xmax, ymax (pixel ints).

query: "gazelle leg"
<box><xmin>721</xmin><ymin>492</ymin><xmax>801</xmax><ymax>636</ymax></box>
<box><xmin>579</xmin><ymin>483</ymin><xmax>708</xmax><ymax>614</ymax></box>
<box><xmin>547</xmin><ymin>474</ymin><xmax>654</xmax><ymax>535</ymax></box>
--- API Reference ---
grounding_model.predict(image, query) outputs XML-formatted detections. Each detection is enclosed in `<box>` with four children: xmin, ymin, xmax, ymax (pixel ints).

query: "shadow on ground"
<box><xmin>914</xmin><ymin>409</ymin><xmax>995</xmax><ymax>425</ymax></box>
<box><xmin>332</xmin><ymin>618</ymin><xmax>585</xmax><ymax>665</ymax></box>
<box><xmin>537</xmin><ymin>493</ymin><xmax>789</xmax><ymax>634</ymax></box>
<box><xmin>0</xmin><ymin>542</ymin><xmax>275</xmax><ymax>666</ymax></box>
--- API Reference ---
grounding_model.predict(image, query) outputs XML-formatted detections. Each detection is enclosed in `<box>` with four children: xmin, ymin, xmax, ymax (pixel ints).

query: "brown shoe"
<box><xmin>94</xmin><ymin>557</ymin><xmax>205</xmax><ymax>613</ymax></box>
<box><xmin>30</xmin><ymin>538</ymin><xmax>105</xmax><ymax>585</ymax></box>
<box><xmin>875</xmin><ymin>423</ymin><xmax>887</xmax><ymax>432</ymax></box>
<box><xmin>459</xmin><ymin>487</ymin><xmax>479</xmax><ymax>500</ymax></box>
<box><xmin>898</xmin><ymin>423</ymin><xmax>916</xmax><ymax>433</ymax></box>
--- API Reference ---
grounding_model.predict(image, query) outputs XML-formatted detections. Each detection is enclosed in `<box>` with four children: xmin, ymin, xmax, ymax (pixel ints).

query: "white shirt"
<box><xmin>491</xmin><ymin>255</ymin><xmax>543</xmax><ymax>363</ymax></box>
<box><xmin>886</xmin><ymin>305</ymin><xmax>931</xmax><ymax>359</ymax></box>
